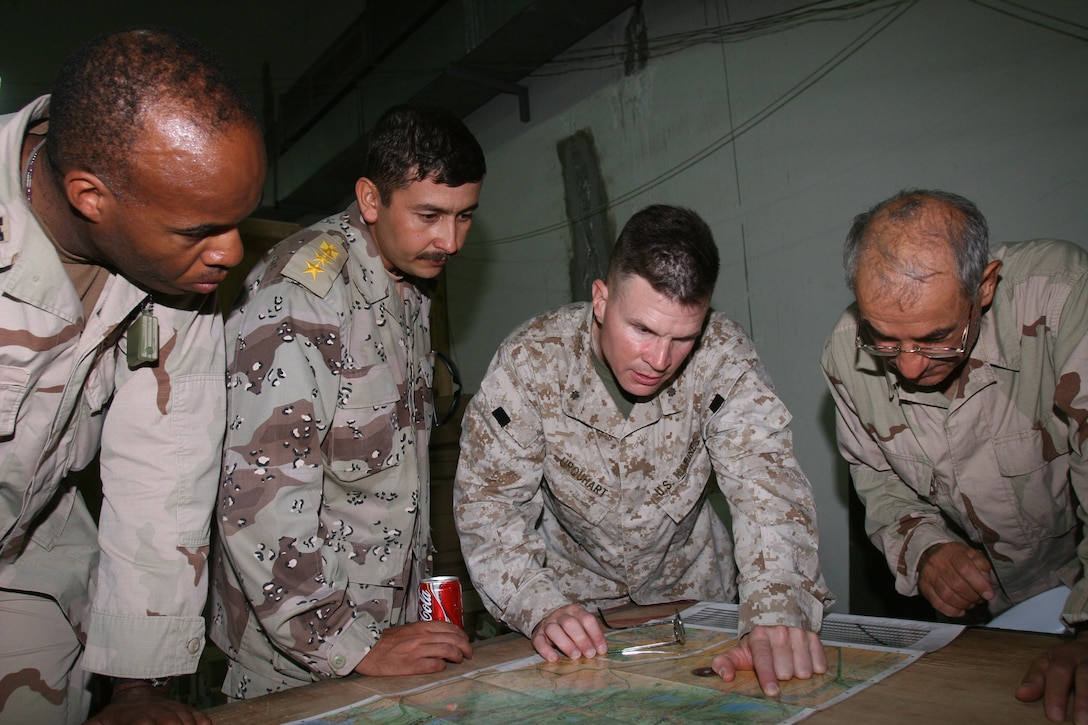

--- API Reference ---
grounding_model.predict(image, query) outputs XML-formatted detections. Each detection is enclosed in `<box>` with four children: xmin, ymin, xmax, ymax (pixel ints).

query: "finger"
<box><xmin>1015</xmin><ymin>667</ymin><xmax>1046</xmax><ymax>704</ymax></box>
<box><xmin>748</xmin><ymin>631</ymin><xmax>781</xmax><ymax>696</ymax></box>
<box><xmin>546</xmin><ymin>620</ymin><xmax>585</xmax><ymax>659</ymax></box>
<box><xmin>1042</xmin><ymin>656</ymin><xmax>1076</xmax><ymax>722</ymax></box>
<box><xmin>786</xmin><ymin>628</ymin><xmax>813</xmax><ymax>680</ymax></box>
<box><xmin>808</xmin><ymin>632</ymin><xmax>828</xmax><ymax>675</ymax></box>
<box><xmin>531</xmin><ymin>628</ymin><xmax>563</xmax><ymax>662</ymax></box>
<box><xmin>919</xmin><ymin>579</ymin><xmax>970</xmax><ymax>617</ymax></box>
<box><xmin>1073</xmin><ymin>665</ymin><xmax>1088</xmax><ymax>725</ymax></box>
<box><xmin>948</xmin><ymin>550</ymin><xmax>994</xmax><ymax>600</ymax></box>
<box><xmin>579</xmin><ymin>612</ymin><xmax>609</xmax><ymax>655</ymax></box>
<box><xmin>711</xmin><ymin>650</ymin><xmax>742</xmax><ymax>682</ymax></box>
<box><xmin>558</xmin><ymin>610</ymin><xmax>605</xmax><ymax>658</ymax></box>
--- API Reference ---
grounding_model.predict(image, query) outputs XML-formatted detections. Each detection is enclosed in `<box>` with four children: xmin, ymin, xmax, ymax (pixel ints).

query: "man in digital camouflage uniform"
<box><xmin>455</xmin><ymin>204</ymin><xmax>832</xmax><ymax>698</ymax></box>
<box><xmin>211</xmin><ymin>104</ymin><xmax>485</xmax><ymax>698</ymax></box>
<box><xmin>0</xmin><ymin>29</ymin><xmax>265</xmax><ymax>724</ymax></box>
<box><xmin>821</xmin><ymin>188</ymin><xmax>1088</xmax><ymax>722</ymax></box>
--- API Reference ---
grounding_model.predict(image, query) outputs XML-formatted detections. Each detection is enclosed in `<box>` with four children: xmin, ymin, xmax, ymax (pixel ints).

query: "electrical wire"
<box><xmin>467</xmin><ymin>0</ymin><xmax>918</xmax><ymax>250</ymax></box>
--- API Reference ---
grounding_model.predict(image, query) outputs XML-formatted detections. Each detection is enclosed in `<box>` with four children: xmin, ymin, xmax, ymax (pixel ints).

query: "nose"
<box><xmin>893</xmin><ymin>350</ymin><xmax>930</xmax><ymax>381</ymax></box>
<box><xmin>204</xmin><ymin>229</ymin><xmax>245</xmax><ymax>270</ymax></box>
<box><xmin>644</xmin><ymin>338</ymin><xmax>671</xmax><ymax>372</ymax></box>
<box><xmin>433</xmin><ymin>217</ymin><xmax>462</xmax><ymax>255</ymax></box>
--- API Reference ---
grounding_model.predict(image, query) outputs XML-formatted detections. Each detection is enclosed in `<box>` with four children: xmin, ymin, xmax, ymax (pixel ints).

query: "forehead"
<box><xmin>124</xmin><ymin>116</ymin><xmax>265</xmax><ymax>218</ymax></box>
<box><xmin>610</xmin><ymin>275</ymin><xmax>707</xmax><ymax>335</ymax></box>
<box><xmin>857</xmin><ymin>279</ymin><xmax>967</xmax><ymax>340</ymax></box>
<box><xmin>388</xmin><ymin>176</ymin><xmax>481</xmax><ymax>208</ymax></box>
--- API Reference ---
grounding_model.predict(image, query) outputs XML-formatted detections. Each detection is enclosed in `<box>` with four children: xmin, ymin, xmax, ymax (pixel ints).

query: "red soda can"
<box><xmin>419</xmin><ymin>575</ymin><xmax>463</xmax><ymax>627</ymax></box>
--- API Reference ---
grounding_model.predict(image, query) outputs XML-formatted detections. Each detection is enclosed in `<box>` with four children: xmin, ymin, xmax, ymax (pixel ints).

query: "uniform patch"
<box><xmin>283</xmin><ymin>234</ymin><xmax>347</xmax><ymax>298</ymax></box>
<box><xmin>492</xmin><ymin>407</ymin><xmax>511</xmax><ymax>427</ymax></box>
<box><xmin>709</xmin><ymin>394</ymin><xmax>724</xmax><ymax>413</ymax></box>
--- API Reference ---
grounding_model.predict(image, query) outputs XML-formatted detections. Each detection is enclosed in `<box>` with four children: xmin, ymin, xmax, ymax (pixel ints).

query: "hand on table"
<box><xmin>1016</xmin><ymin>634</ymin><xmax>1088</xmax><ymax>723</ymax></box>
<box><xmin>531</xmin><ymin>603</ymin><xmax>608</xmax><ymax>662</ymax></box>
<box><xmin>355</xmin><ymin>620</ymin><xmax>473</xmax><ymax>676</ymax></box>
<box><xmin>918</xmin><ymin>541</ymin><xmax>994</xmax><ymax>617</ymax></box>
<box><xmin>84</xmin><ymin>683</ymin><xmax>211</xmax><ymax>725</ymax></box>
<box><xmin>711</xmin><ymin>624</ymin><xmax>826</xmax><ymax>697</ymax></box>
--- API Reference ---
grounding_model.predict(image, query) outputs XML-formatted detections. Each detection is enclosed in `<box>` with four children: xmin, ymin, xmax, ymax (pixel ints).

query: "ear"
<box><xmin>591</xmin><ymin>278</ymin><xmax>608</xmax><ymax>323</ymax></box>
<box><xmin>977</xmin><ymin>259</ymin><xmax>1002</xmax><ymax>308</ymax></box>
<box><xmin>355</xmin><ymin>177</ymin><xmax>381</xmax><ymax>224</ymax></box>
<box><xmin>64</xmin><ymin>170</ymin><xmax>113</xmax><ymax>223</ymax></box>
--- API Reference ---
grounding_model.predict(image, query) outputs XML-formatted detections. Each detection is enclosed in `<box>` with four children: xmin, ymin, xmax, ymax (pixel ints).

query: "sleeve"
<box><xmin>217</xmin><ymin>280</ymin><xmax>378</xmax><ymax>678</ymax></box>
<box><xmin>820</xmin><ymin>336</ymin><xmax>957</xmax><ymax>599</ymax></box>
<box><xmin>84</xmin><ymin>293</ymin><xmax>225</xmax><ymax>678</ymax></box>
<box><xmin>706</xmin><ymin>330</ymin><xmax>832</xmax><ymax>637</ymax></box>
<box><xmin>452</xmin><ymin>343</ymin><xmax>569</xmax><ymax>636</ymax></box>
<box><xmin>1051</xmin><ymin>275</ymin><xmax>1088</xmax><ymax>627</ymax></box>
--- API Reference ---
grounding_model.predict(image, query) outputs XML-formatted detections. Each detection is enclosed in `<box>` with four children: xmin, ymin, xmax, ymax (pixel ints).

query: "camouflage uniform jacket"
<box><xmin>212</xmin><ymin>203</ymin><xmax>434</xmax><ymax>696</ymax></box>
<box><xmin>822</xmin><ymin>239</ymin><xmax>1088</xmax><ymax>624</ymax></box>
<box><xmin>454</xmin><ymin>303</ymin><xmax>830</xmax><ymax>638</ymax></box>
<box><xmin>0</xmin><ymin>97</ymin><xmax>225</xmax><ymax>677</ymax></box>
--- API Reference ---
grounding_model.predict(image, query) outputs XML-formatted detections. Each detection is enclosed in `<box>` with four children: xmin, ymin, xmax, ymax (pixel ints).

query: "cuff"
<box><xmin>84</xmin><ymin>611</ymin><xmax>204</xmax><ymax>678</ymax></box>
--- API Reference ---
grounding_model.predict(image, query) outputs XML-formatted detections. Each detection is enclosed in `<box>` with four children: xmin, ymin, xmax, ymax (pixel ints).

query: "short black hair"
<box><xmin>47</xmin><ymin>27</ymin><xmax>258</xmax><ymax>195</ymax></box>
<box><xmin>607</xmin><ymin>204</ymin><xmax>720</xmax><ymax>306</ymax></box>
<box><xmin>364</xmin><ymin>104</ymin><xmax>486</xmax><ymax>204</ymax></box>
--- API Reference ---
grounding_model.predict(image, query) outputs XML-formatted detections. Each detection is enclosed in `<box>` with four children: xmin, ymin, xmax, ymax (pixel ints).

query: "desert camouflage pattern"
<box><xmin>822</xmin><ymin>239</ymin><xmax>1088</xmax><ymax>625</ymax></box>
<box><xmin>211</xmin><ymin>203</ymin><xmax>434</xmax><ymax>698</ymax></box>
<box><xmin>0</xmin><ymin>98</ymin><xmax>224</xmax><ymax>714</ymax></box>
<box><xmin>454</xmin><ymin>303</ymin><xmax>831</xmax><ymax>638</ymax></box>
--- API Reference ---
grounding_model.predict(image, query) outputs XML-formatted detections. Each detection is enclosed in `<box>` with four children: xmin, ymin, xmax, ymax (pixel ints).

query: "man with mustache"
<box><xmin>822</xmin><ymin>188</ymin><xmax>1088</xmax><ymax>723</ymax></box>
<box><xmin>212</xmin><ymin>104</ymin><xmax>485</xmax><ymax>698</ymax></box>
<box><xmin>0</xmin><ymin>28</ymin><xmax>265</xmax><ymax>724</ymax></box>
<box><xmin>455</xmin><ymin>204</ymin><xmax>831</xmax><ymax>697</ymax></box>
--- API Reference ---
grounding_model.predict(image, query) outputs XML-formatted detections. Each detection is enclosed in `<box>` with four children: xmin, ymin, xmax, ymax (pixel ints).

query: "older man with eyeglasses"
<box><xmin>822</xmin><ymin>188</ymin><xmax>1088</xmax><ymax>724</ymax></box>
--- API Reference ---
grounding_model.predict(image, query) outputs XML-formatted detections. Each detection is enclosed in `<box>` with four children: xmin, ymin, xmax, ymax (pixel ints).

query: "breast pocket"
<box><xmin>994</xmin><ymin>428</ymin><xmax>1074</xmax><ymax>536</ymax></box>
<box><xmin>650</xmin><ymin>444</ymin><xmax>713</xmax><ymax>525</ymax></box>
<box><xmin>325</xmin><ymin>363</ymin><xmax>408</xmax><ymax>482</ymax></box>
<box><xmin>542</xmin><ymin>451</ymin><xmax>617</xmax><ymax>528</ymax></box>
<box><xmin>0</xmin><ymin>366</ymin><xmax>30</xmax><ymax>437</ymax></box>
<box><xmin>880</xmin><ymin>446</ymin><xmax>938</xmax><ymax>504</ymax></box>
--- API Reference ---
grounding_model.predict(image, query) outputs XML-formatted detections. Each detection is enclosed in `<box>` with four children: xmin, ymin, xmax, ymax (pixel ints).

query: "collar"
<box><xmin>560</xmin><ymin>304</ymin><xmax>685</xmax><ymax>438</ymax></box>
<box><xmin>0</xmin><ymin>96</ymin><xmax>51</xmax><ymax>272</ymax></box>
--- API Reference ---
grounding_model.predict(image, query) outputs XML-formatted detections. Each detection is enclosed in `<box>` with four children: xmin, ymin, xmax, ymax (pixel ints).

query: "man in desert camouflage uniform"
<box><xmin>821</xmin><ymin>188</ymin><xmax>1088</xmax><ymax>722</ymax></box>
<box><xmin>211</xmin><ymin>104</ymin><xmax>485</xmax><ymax>698</ymax></box>
<box><xmin>0</xmin><ymin>30</ymin><xmax>265</xmax><ymax>724</ymax></box>
<box><xmin>455</xmin><ymin>204</ymin><xmax>832</xmax><ymax>698</ymax></box>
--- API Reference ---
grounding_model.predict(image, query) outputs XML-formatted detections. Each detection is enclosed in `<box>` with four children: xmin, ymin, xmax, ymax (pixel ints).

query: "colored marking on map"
<box><xmin>290</xmin><ymin>623</ymin><xmax>915</xmax><ymax>725</ymax></box>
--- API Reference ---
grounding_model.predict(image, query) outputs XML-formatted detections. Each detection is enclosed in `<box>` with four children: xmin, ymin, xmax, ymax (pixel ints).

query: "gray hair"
<box><xmin>843</xmin><ymin>189</ymin><xmax>989</xmax><ymax>298</ymax></box>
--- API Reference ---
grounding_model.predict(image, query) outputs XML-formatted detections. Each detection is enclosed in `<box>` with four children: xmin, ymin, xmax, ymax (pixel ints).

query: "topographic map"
<box><xmin>288</xmin><ymin>603</ymin><xmax>960</xmax><ymax>725</ymax></box>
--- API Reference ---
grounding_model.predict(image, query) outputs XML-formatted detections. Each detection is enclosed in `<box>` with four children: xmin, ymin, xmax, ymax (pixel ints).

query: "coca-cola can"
<box><xmin>419</xmin><ymin>575</ymin><xmax>463</xmax><ymax>628</ymax></box>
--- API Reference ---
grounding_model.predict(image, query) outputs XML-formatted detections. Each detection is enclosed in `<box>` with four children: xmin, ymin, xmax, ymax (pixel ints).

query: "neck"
<box><xmin>23</xmin><ymin>137</ymin><xmax>96</xmax><ymax>260</ymax></box>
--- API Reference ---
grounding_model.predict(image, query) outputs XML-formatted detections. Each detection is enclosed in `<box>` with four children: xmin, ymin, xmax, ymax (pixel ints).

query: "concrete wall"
<box><xmin>446</xmin><ymin>0</ymin><xmax>1088</xmax><ymax>611</ymax></box>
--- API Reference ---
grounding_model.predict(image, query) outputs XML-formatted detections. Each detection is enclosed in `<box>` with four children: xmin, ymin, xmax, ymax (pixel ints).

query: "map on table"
<box><xmin>285</xmin><ymin>602</ymin><xmax>962</xmax><ymax>725</ymax></box>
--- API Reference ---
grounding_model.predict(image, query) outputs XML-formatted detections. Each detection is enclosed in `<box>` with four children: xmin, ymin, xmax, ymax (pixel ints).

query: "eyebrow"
<box><xmin>173</xmin><ymin>222</ymin><xmax>234</xmax><ymax>238</ymax></box>
<box><xmin>411</xmin><ymin>202</ymin><xmax>479</xmax><ymax>215</ymax></box>
<box><xmin>863</xmin><ymin>320</ymin><xmax>958</xmax><ymax>344</ymax></box>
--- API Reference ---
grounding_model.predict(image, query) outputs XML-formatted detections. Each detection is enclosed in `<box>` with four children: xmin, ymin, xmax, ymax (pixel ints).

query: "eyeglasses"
<box><xmin>855</xmin><ymin>317</ymin><xmax>971</xmax><ymax>360</ymax></box>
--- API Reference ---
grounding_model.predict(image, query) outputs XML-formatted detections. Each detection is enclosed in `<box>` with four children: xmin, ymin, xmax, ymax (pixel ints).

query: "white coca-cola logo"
<box><xmin>420</xmin><ymin>586</ymin><xmax>435</xmax><ymax>621</ymax></box>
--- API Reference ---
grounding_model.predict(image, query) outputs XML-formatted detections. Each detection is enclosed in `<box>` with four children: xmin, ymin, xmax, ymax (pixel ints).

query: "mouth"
<box><xmin>419</xmin><ymin>253</ymin><xmax>450</xmax><ymax>266</ymax></box>
<box><xmin>189</xmin><ymin>273</ymin><xmax>229</xmax><ymax>294</ymax></box>
<box><xmin>631</xmin><ymin>371</ymin><xmax>664</xmax><ymax>387</ymax></box>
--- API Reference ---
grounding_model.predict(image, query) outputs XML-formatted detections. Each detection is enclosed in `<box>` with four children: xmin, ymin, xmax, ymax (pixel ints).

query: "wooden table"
<box><xmin>206</xmin><ymin>604</ymin><xmax>1060</xmax><ymax>723</ymax></box>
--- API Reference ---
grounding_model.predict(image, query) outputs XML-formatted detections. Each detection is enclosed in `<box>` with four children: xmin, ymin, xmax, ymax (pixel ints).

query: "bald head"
<box><xmin>844</xmin><ymin>189</ymin><xmax>990</xmax><ymax>305</ymax></box>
